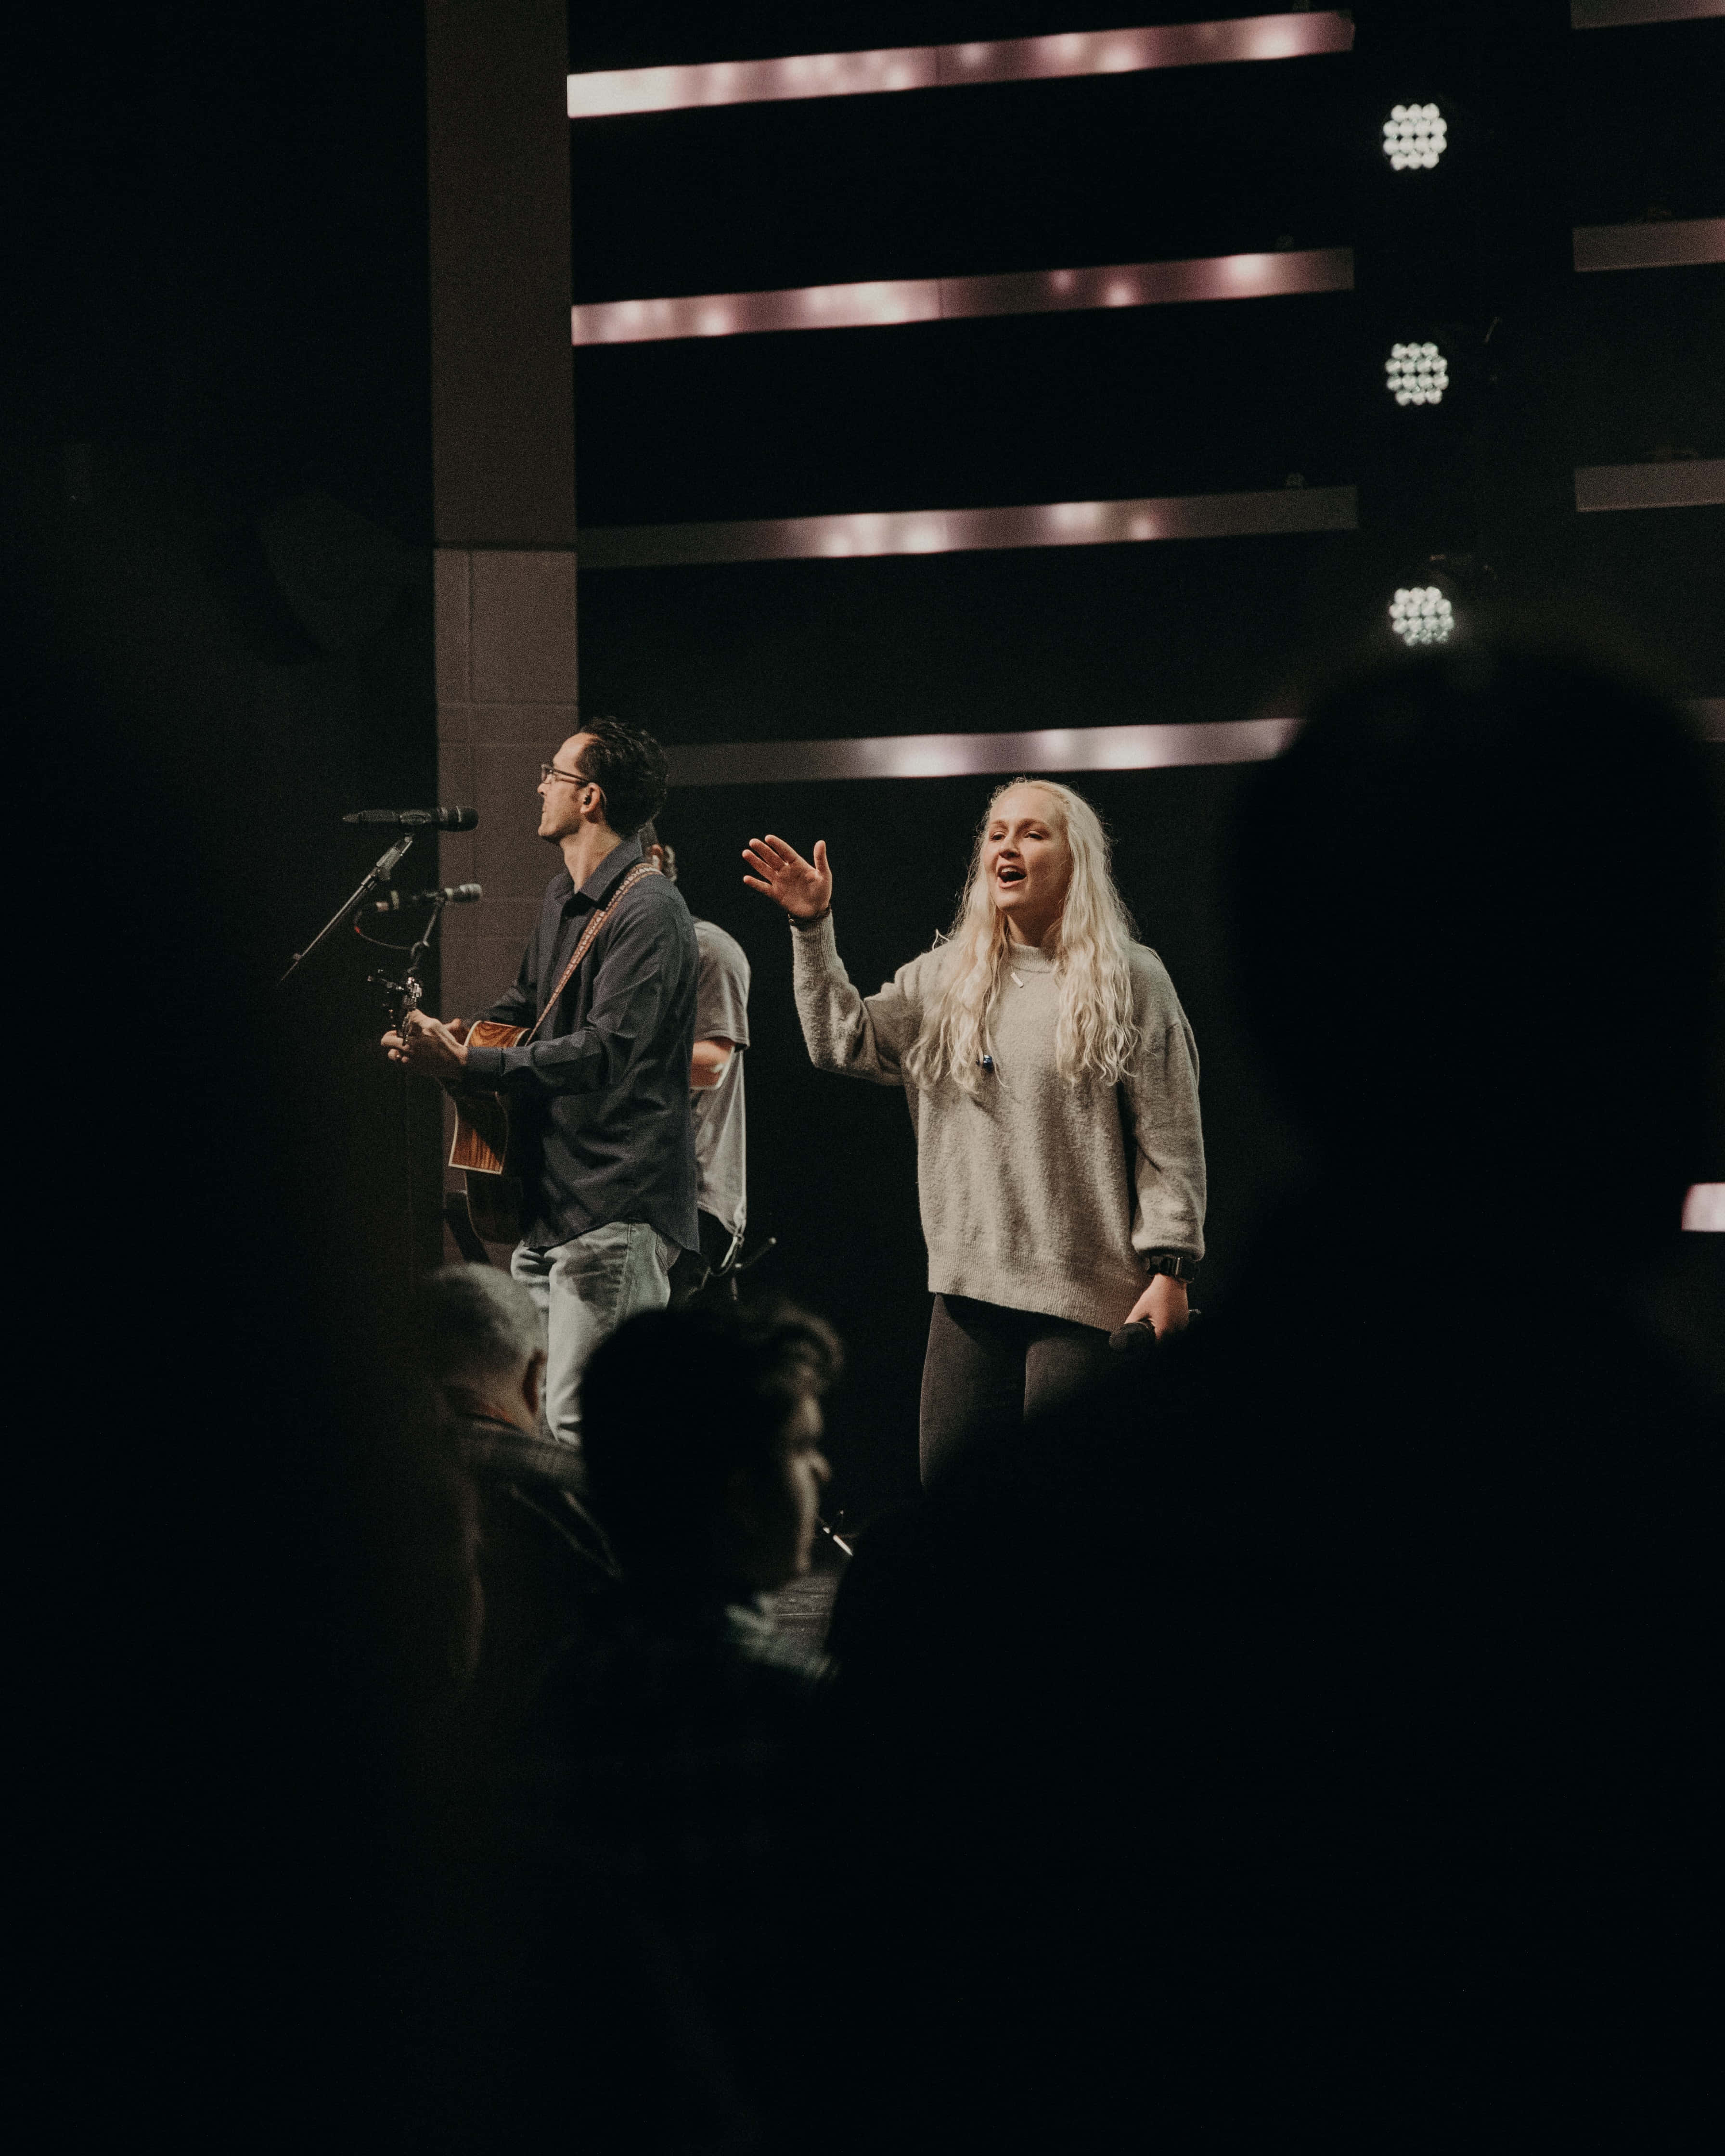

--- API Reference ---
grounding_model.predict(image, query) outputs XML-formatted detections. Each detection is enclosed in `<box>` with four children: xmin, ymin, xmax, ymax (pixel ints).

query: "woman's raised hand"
<box><xmin>742</xmin><ymin>833</ymin><xmax>833</xmax><ymax>919</ymax></box>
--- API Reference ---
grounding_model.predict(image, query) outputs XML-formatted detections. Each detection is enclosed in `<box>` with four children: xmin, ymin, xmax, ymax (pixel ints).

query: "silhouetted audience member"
<box><xmin>370</xmin><ymin>1412</ymin><xmax>487</xmax><ymax>1720</ymax></box>
<box><xmin>826</xmin><ymin>637</ymin><xmax>1723</xmax><ymax>2153</ymax></box>
<box><xmin>582</xmin><ymin>1296</ymin><xmax>838</xmax><ymax>1619</ymax></box>
<box><xmin>408</xmin><ymin>1264</ymin><xmax>616</xmax><ymax>1735</ymax></box>
<box><xmin>505</xmin><ymin>1298</ymin><xmax>841</xmax><ymax>2151</ymax></box>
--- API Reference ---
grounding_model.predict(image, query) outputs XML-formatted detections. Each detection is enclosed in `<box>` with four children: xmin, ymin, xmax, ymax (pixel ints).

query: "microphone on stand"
<box><xmin>344</xmin><ymin>807</ymin><xmax>479</xmax><ymax>831</ymax></box>
<box><xmin>371</xmin><ymin>885</ymin><xmax>483</xmax><ymax>911</ymax></box>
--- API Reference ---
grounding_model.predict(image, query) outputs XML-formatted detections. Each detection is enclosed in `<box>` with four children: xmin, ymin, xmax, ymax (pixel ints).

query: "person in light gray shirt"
<box><xmin>642</xmin><ymin>825</ymin><xmax>751</xmax><ymax>1296</ymax></box>
<box><xmin>745</xmin><ymin>777</ymin><xmax>1205</xmax><ymax>1494</ymax></box>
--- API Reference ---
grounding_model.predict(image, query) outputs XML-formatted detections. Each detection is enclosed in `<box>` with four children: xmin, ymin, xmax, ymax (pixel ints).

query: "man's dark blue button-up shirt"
<box><xmin>463</xmin><ymin>835</ymin><xmax>699</xmax><ymax>1254</ymax></box>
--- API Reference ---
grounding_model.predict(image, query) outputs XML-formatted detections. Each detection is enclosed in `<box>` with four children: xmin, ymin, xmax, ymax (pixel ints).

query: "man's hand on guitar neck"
<box><xmin>382</xmin><ymin>1008</ymin><xmax>470</xmax><ymax>1076</ymax></box>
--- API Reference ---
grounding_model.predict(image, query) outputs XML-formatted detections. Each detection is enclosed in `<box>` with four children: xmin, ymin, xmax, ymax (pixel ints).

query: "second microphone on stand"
<box><xmin>345</xmin><ymin>807</ymin><xmax>478</xmax><ymax>831</ymax></box>
<box><xmin>372</xmin><ymin>884</ymin><xmax>484</xmax><ymax>911</ymax></box>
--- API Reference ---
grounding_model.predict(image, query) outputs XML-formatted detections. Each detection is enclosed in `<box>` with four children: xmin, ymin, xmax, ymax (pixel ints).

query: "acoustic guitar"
<box><xmin>448</xmin><ymin>861</ymin><xmax>657</xmax><ymax>1245</ymax></box>
<box><xmin>448</xmin><ymin>1019</ymin><xmax>531</xmax><ymax>1242</ymax></box>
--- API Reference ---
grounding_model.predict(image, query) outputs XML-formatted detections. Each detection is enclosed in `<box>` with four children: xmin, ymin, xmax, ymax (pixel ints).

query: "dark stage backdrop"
<box><xmin>570</xmin><ymin>2</ymin><xmax>1725</xmax><ymax>1520</ymax></box>
<box><xmin>13</xmin><ymin>0</ymin><xmax>445</xmax><ymax>1303</ymax></box>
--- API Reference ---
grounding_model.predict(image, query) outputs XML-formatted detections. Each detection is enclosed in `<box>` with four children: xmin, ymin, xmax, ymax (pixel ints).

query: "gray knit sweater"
<box><xmin>790</xmin><ymin>914</ymin><xmax>1206</xmax><ymax>1330</ymax></box>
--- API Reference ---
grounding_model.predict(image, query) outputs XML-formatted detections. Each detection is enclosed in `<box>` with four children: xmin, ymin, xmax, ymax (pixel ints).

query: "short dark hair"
<box><xmin>575</xmin><ymin>717</ymin><xmax>669</xmax><ymax>838</ymax></box>
<box><xmin>581</xmin><ymin>1298</ymin><xmax>842</xmax><ymax>1576</ymax></box>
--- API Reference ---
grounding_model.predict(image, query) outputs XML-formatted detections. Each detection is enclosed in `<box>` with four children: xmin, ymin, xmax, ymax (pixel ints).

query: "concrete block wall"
<box><xmin>434</xmin><ymin>546</ymin><xmax>578</xmax><ymax>1023</ymax></box>
<box><xmin>426</xmin><ymin>0</ymin><xmax>575</xmax><ymax>1256</ymax></box>
<box><xmin>433</xmin><ymin>546</ymin><xmax>578</xmax><ymax>1252</ymax></box>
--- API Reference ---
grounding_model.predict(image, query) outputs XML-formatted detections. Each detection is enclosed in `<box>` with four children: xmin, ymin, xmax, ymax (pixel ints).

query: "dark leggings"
<box><xmin>919</xmin><ymin>1293</ymin><xmax>1116</xmax><ymax>1496</ymax></box>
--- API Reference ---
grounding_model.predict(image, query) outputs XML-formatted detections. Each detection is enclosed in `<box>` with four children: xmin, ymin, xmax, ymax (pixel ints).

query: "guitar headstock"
<box><xmin>368</xmin><ymin>970</ymin><xmax>421</xmax><ymax>1033</ymax></box>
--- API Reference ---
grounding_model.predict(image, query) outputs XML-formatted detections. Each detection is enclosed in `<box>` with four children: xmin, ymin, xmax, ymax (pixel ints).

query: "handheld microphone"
<box><xmin>344</xmin><ymin>807</ymin><xmax>478</xmax><ymax>831</ymax></box>
<box><xmin>371</xmin><ymin>884</ymin><xmax>483</xmax><ymax>911</ymax></box>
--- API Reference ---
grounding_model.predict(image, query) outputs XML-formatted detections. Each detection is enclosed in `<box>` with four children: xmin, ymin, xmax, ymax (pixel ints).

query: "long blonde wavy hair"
<box><xmin>903</xmin><ymin>778</ymin><xmax>1142</xmax><ymax>1099</ymax></box>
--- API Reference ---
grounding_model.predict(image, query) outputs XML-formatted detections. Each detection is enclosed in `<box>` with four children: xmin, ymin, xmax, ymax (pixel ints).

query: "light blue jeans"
<box><xmin>511</xmin><ymin>1221</ymin><xmax>673</xmax><ymax>1446</ymax></box>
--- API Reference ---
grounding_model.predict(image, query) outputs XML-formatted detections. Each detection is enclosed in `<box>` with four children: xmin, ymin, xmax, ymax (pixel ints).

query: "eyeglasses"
<box><xmin>540</xmin><ymin>763</ymin><xmax>589</xmax><ymax>787</ymax></box>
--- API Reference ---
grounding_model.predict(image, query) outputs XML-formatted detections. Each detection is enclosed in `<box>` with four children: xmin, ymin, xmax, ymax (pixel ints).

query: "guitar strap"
<box><xmin>520</xmin><ymin>860</ymin><xmax>659</xmax><ymax>1045</ymax></box>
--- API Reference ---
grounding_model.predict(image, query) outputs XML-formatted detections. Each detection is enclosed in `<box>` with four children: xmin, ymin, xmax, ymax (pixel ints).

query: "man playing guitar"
<box><xmin>385</xmin><ymin>720</ymin><xmax>699</xmax><ymax>1445</ymax></box>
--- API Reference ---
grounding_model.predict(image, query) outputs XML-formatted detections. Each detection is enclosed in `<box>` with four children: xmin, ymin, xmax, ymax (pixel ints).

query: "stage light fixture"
<box><xmin>1382</xmin><ymin>104</ymin><xmax>1447</xmax><ymax>169</ymax></box>
<box><xmin>1389</xmin><ymin>587</ymin><xmax>1455</xmax><ymax>646</ymax></box>
<box><xmin>1385</xmin><ymin>342</ymin><xmax>1448</xmax><ymax>405</ymax></box>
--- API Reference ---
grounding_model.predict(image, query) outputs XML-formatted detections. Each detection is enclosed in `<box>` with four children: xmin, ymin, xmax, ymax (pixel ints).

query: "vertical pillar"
<box><xmin>425</xmin><ymin>0</ymin><xmax>577</xmax><ymax>1034</ymax></box>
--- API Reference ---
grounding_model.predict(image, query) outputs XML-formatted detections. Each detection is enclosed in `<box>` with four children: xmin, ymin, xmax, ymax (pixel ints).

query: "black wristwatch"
<box><xmin>1144</xmin><ymin>1253</ymin><xmax>1198</xmax><ymax>1284</ymax></box>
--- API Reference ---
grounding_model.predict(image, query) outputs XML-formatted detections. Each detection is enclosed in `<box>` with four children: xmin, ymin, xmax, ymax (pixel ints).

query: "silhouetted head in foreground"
<box><xmin>581</xmin><ymin>1298</ymin><xmax>841</xmax><ymax>1598</ymax></box>
<box><xmin>1232</xmin><ymin>637</ymin><xmax>1720</xmax><ymax>1248</ymax></box>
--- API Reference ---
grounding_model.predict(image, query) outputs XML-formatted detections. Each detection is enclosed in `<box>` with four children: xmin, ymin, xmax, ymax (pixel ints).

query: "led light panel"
<box><xmin>1389</xmin><ymin>587</ymin><xmax>1454</xmax><ymax>645</ymax></box>
<box><xmin>1385</xmin><ymin>342</ymin><xmax>1448</xmax><ymax>404</ymax></box>
<box><xmin>1382</xmin><ymin>103</ymin><xmax>1447</xmax><ymax>169</ymax></box>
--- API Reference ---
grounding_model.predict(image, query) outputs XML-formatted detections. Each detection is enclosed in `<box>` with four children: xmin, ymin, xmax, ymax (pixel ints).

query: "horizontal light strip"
<box><xmin>1682</xmin><ymin>1183</ymin><xmax>1725</xmax><ymax>1230</ymax></box>
<box><xmin>1573</xmin><ymin>218</ymin><xmax>1725</xmax><ymax>270</ymax></box>
<box><xmin>664</xmin><ymin>700</ymin><xmax>1724</xmax><ymax>787</ymax></box>
<box><xmin>1572</xmin><ymin>0</ymin><xmax>1723</xmax><ymax>25</ymax></box>
<box><xmin>664</xmin><ymin>718</ymin><xmax>1295</xmax><ymax>786</ymax></box>
<box><xmin>581</xmin><ymin>486</ymin><xmax>1356</xmax><ymax>569</ymax></box>
<box><xmin>573</xmin><ymin>248</ymin><xmax>1352</xmax><ymax>346</ymax></box>
<box><xmin>1575</xmin><ymin>460</ymin><xmax>1725</xmax><ymax>510</ymax></box>
<box><xmin>568</xmin><ymin>13</ymin><xmax>1355</xmax><ymax>118</ymax></box>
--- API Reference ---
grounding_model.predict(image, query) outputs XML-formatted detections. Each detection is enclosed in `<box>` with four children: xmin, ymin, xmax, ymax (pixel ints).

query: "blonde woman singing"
<box><xmin>744</xmin><ymin>779</ymin><xmax>1205</xmax><ymax>1493</ymax></box>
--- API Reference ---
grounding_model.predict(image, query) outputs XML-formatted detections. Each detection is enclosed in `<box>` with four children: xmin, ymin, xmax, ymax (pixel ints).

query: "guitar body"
<box><xmin>450</xmin><ymin>1019</ymin><xmax>529</xmax><ymax>1244</ymax></box>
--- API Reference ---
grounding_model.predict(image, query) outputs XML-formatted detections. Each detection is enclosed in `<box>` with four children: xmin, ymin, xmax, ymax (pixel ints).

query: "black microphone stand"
<box><xmin>277</xmin><ymin>834</ymin><xmax>416</xmax><ymax>988</ymax></box>
<box><xmin>368</xmin><ymin>887</ymin><xmax>451</xmax><ymax>1035</ymax></box>
<box><xmin>365</xmin><ymin>888</ymin><xmax>457</xmax><ymax>1289</ymax></box>
<box><xmin>278</xmin><ymin>822</ymin><xmax>476</xmax><ymax>1288</ymax></box>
